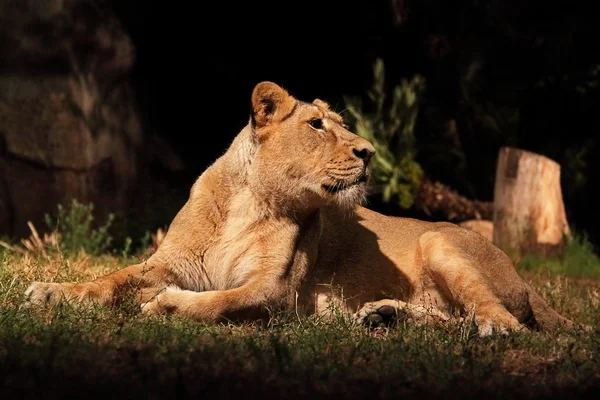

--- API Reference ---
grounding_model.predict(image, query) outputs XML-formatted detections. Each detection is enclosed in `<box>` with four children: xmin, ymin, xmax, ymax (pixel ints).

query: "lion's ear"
<box><xmin>251</xmin><ymin>81</ymin><xmax>296</xmax><ymax>129</ymax></box>
<box><xmin>312</xmin><ymin>99</ymin><xmax>330</xmax><ymax>110</ymax></box>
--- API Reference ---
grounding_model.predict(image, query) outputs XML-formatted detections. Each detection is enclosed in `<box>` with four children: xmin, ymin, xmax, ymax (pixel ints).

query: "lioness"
<box><xmin>25</xmin><ymin>82</ymin><xmax>573</xmax><ymax>336</ymax></box>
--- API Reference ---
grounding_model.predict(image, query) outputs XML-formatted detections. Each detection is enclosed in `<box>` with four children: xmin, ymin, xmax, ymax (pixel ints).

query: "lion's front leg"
<box><xmin>24</xmin><ymin>281</ymin><xmax>113</xmax><ymax>307</ymax></box>
<box><xmin>141</xmin><ymin>288</ymin><xmax>223</xmax><ymax>322</ymax></box>
<box><xmin>24</xmin><ymin>263</ymin><xmax>168</xmax><ymax>308</ymax></box>
<box><xmin>141</xmin><ymin>278</ymin><xmax>284</xmax><ymax>323</ymax></box>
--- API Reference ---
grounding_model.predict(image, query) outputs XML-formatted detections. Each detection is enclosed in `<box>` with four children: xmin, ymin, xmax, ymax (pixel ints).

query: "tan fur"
<box><xmin>24</xmin><ymin>82</ymin><xmax>574</xmax><ymax>336</ymax></box>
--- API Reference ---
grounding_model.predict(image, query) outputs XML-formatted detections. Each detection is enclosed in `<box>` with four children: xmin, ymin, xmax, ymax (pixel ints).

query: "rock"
<box><xmin>0</xmin><ymin>0</ymin><xmax>182</xmax><ymax>239</ymax></box>
<box><xmin>459</xmin><ymin>219</ymin><xmax>494</xmax><ymax>242</ymax></box>
<box><xmin>415</xmin><ymin>179</ymin><xmax>494</xmax><ymax>222</ymax></box>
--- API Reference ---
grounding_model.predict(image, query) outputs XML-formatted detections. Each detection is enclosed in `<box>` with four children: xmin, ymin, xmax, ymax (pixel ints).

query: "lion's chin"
<box><xmin>324</xmin><ymin>183</ymin><xmax>367</xmax><ymax>209</ymax></box>
<box><xmin>321</xmin><ymin>172</ymin><xmax>369</xmax><ymax>195</ymax></box>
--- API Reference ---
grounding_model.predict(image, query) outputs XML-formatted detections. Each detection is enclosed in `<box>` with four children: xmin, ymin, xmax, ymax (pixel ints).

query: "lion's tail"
<box><xmin>525</xmin><ymin>282</ymin><xmax>574</xmax><ymax>331</ymax></box>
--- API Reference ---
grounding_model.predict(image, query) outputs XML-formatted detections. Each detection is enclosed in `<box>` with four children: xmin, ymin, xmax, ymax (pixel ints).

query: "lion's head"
<box><xmin>247</xmin><ymin>81</ymin><xmax>375</xmax><ymax>211</ymax></box>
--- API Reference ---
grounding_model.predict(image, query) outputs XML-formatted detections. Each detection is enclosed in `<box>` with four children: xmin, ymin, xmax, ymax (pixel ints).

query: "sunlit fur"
<box><xmin>246</xmin><ymin>95</ymin><xmax>373</xmax><ymax>214</ymax></box>
<box><xmin>24</xmin><ymin>82</ymin><xmax>575</xmax><ymax>337</ymax></box>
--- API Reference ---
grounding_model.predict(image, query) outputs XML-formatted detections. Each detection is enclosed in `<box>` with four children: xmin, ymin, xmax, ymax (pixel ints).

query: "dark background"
<box><xmin>109</xmin><ymin>0</ymin><xmax>384</xmax><ymax>172</ymax></box>
<box><xmin>112</xmin><ymin>0</ymin><xmax>600</xmax><ymax>246</ymax></box>
<box><xmin>3</xmin><ymin>0</ymin><xmax>600</xmax><ymax>250</ymax></box>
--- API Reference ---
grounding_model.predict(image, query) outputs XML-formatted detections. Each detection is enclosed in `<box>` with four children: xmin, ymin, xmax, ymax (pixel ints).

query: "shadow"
<box><xmin>218</xmin><ymin>206</ymin><xmax>413</xmax><ymax>323</ymax></box>
<box><xmin>300</xmin><ymin>207</ymin><xmax>415</xmax><ymax>314</ymax></box>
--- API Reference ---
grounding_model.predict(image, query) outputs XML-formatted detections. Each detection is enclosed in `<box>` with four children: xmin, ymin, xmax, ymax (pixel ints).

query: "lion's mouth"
<box><xmin>322</xmin><ymin>183</ymin><xmax>352</xmax><ymax>194</ymax></box>
<box><xmin>321</xmin><ymin>173</ymin><xmax>368</xmax><ymax>194</ymax></box>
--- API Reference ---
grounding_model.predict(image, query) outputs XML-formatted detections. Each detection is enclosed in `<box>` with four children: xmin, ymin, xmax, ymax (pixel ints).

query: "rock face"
<box><xmin>0</xmin><ymin>0</ymin><xmax>181</xmax><ymax>238</ymax></box>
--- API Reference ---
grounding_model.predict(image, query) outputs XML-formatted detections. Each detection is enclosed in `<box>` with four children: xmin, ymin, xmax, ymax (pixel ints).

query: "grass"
<box><xmin>0</xmin><ymin>202</ymin><xmax>599</xmax><ymax>399</ymax></box>
<box><xmin>1</xmin><ymin>248</ymin><xmax>599</xmax><ymax>399</ymax></box>
<box><xmin>517</xmin><ymin>232</ymin><xmax>600</xmax><ymax>279</ymax></box>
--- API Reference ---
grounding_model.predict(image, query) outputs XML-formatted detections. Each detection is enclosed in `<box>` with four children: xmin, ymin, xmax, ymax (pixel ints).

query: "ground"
<box><xmin>1</xmin><ymin>238</ymin><xmax>599</xmax><ymax>399</ymax></box>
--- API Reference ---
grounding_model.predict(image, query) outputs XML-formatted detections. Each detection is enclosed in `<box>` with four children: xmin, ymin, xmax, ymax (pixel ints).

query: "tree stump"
<box><xmin>492</xmin><ymin>147</ymin><xmax>571</xmax><ymax>259</ymax></box>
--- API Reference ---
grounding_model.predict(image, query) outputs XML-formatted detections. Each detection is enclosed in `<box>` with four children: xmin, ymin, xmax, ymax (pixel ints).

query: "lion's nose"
<box><xmin>352</xmin><ymin>140</ymin><xmax>376</xmax><ymax>166</ymax></box>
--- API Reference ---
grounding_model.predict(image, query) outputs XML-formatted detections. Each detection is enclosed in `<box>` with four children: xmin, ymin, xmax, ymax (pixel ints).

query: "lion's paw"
<box><xmin>352</xmin><ymin>302</ymin><xmax>403</xmax><ymax>326</ymax></box>
<box><xmin>140</xmin><ymin>287</ymin><xmax>180</xmax><ymax>315</ymax></box>
<box><xmin>23</xmin><ymin>282</ymin><xmax>62</xmax><ymax>307</ymax></box>
<box><xmin>140</xmin><ymin>294</ymin><xmax>166</xmax><ymax>315</ymax></box>
<box><xmin>475</xmin><ymin>315</ymin><xmax>527</xmax><ymax>337</ymax></box>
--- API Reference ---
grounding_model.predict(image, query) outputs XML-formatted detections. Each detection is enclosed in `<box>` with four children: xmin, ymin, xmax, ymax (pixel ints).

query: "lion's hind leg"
<box><xmin>353</xmin><ymin>299</ymin><xmax>450</xmax><ymax>327</ymax></box>
<box><xmin>418</xmin><ymin>230</ymin><xmax>528</xmax><ymax>336</ymax></box>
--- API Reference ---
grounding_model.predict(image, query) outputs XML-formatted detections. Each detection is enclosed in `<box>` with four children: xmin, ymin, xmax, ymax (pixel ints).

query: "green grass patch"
<box><xmin>517</xmin><ymin>231</ymin><xmax>600</xmax><ymax>279</ymax></box>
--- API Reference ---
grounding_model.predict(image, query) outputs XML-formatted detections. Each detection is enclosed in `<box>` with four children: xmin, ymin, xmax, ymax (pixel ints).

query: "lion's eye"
<box><xmin>308</xmin><ymin>118</ymin><xmax>324</xmax><ymax>130</ymax></box>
